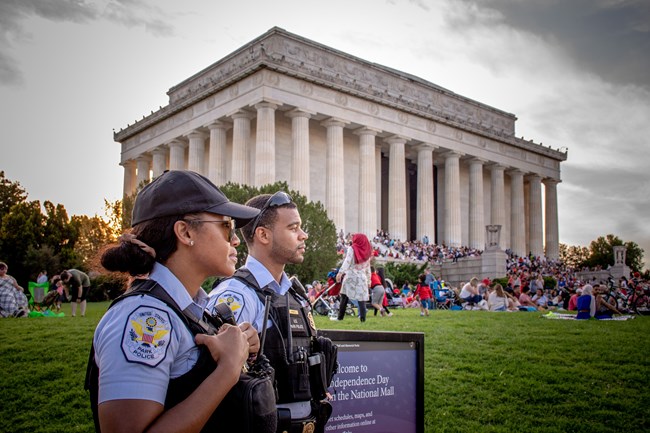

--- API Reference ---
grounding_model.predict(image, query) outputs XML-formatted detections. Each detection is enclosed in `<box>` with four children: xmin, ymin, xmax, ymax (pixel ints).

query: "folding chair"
<box><xmin>27</xmin><ymin>281</ymin><xmax>49</xmax><ymax>310</ymax></box>
<box><xmin>434</xmin><ymin>288</ymin><xmax>452</xmax><ymax>310</ymax></box>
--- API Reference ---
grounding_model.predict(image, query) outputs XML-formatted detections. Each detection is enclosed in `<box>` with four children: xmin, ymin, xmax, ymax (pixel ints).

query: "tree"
<box><xmin>0</xmin><ymin>171</ymin><xmax>27</xmax><ymax>225</ymax></box>
<box><xmin>23</xmin><ymin>245</ymin><xmax>60</xmax><ymax>281</ymax></box>
<box><xmin>104</xmin><ymin>198</ymin><xmax>128</xmax><ymax>234</ymax></box>
<box><xmin>0</xmin><ymin>200</ymin><xmax>45</xmax><ymax>285</ymax></box>
<box><xmin>71</xmin><ymin>214</ymin><xmax>115</xmax><ymax>270</ymax></box>
<box><xmin>559</xmin><ymin>243</ymin><xmax>590</xmax><ymax>269</ymax></box>
<box><xmin>0</xmin><ymin>171</ymin><xmax>131</xmax><ymax>286</ymax></box>
<box><xmin>382</xmin><ymin>262</ymin><xmax>427</xmax><ymax>288</ymax></box>
<box><xmin>219</xmin><ymin>182</ymin><xmax>339</xmax><ymax>283</ymax></box>
<box><xmin>42</xmin><ymin>201</ymin><xmax>75</xmax><ymax>255</ymax></box>
<box><xmin>581</xmin><ymin>234</ymin><xmax>645</xmax><ymax>272</ymax></box>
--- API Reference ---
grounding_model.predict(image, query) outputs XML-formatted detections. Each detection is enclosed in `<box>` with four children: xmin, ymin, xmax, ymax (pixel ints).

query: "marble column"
<box><xmin>468</xmin><ymin>158</ymin><xmax>486</xmax><ymax>250</ymax></box>
<box><xmin>168</xmin><ymin>139</ymin><xmax>187</xmax><ymax>171</ymax></box>
<box><xmin>254</xmin><ymin>102</ymin><xmax>277</xmax><ymax>186</ymax></box>
<box><xmin>231</xmin><ymin>110</ymin><xmax>253</xmax><ymax>185</ymax></box>
<box><xmin>544</xmin><ymin>178</ymin><xmax>560</xmax><ymax>260</ymax></box>
<box><xmin>527</xmin><ymin>174</ymin><xmax>544</xmax><ymax>257</ymax></box>
<box><xmin>186</xmin><ymin>130</ymin><xmax>206</xmax><ymax>175</ymax></box>
<box><xmin>489</xmin><ymin>164</ymin><xmax>506</xmax><ymax>249</ymax></box>
<box><xmin>322</xmin><ymin>118</ymin><xmax>348</xmax><ymax>232</ymax></box>
<box><xmin>375</xmin><ymin>144</ymin><xmax>383</xmax><ymax>233</ymax></box>
<box><xmin>386</xmin><ymin>135</ymin><xmax>408</xmax><ymax>241</ymax></box>
<box><xmin>355</xmin><ymin>127</ymin><xmax>380</xmax><ymax>238</ymax></box>
<box><xmin>151</xmin><ymin>147</ymin><xmax>167</xmax><ymax>178</ymax></box>
<box><xmin>121</xmin><ymin>160</ymin><xmax>136</xmax><ymax>197</ymax></box>
<box><xmin>443</xmin><ymin>151</ymin><xmax>463</xmax><ymax>247</ymax></box>
<box><xmin>136</xmin><ymin>155</ymin><xmax>151</xmax><ymax>187</ymax></box>
<box><xmin>509</xmin><ymin>169</ymin><xmax>526</xmax><ymax>257</ymax></box>
<box><xmin>415</xmin><ymin>143</ymin><xmax>437</xmax><ymax>243</ymax></box>
<box><xmin>286</xmin><ymin>108</ymin><xmax>313</xmax><ymax>198</ymax></box>
<box><xmin>524</xmin><ymin>182</ymin><xmax>530</xmax><ymax>253</ymax></box>
<box><xmin>207</xmin><ymin>121</ymin><xmax>230</xmax><ymax>186</ymax></box>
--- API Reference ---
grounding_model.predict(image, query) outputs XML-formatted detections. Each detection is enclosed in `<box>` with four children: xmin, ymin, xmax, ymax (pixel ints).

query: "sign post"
<box><xmin>319</xmin><ymin>330</ymin><xmax>424</xmax><ymax>433</ymax></box>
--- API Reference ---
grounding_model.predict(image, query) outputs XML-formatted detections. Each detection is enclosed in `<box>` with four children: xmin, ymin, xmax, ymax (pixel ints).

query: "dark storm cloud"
<box><xmin>0</xmin><ymin>0</ymin><xmax>173</xmax><ymax>86</ymax></box>
<box><xmin>562</xmin><ymin>164</ymin><xmax>650</xmax><ymax>251</ymax></box>
<box><xmin>563</xmin><ymin>165</ymin><xmax>649</xmax><ymax>205</ymax></box>
<box><xmin>453</xmin><ymin>0</ymin><xmax>650</xmax><ymax>90</ymax></box>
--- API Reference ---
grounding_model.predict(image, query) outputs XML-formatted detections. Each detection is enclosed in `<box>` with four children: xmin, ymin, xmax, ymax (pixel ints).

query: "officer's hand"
<box><xmin>238</xmin><ymin>322</ymin><xmax>260</xmax><ymax>355</ymax></box>
<box><xmin>195</xmin><ymin>324</ymin><xmax>248</xmax><ymax>371</ymax></box>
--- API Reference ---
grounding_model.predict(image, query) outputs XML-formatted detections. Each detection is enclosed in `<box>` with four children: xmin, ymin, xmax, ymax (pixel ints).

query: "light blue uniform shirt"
<box><xmin>206</xmin><ymin>255</ymin><xmax>291</xmax><ymax>332</ymax></box>
<box><xmin>93</xmin><ymin>262</ymin><xmax>210</xmax><ymax>405</ymax></box>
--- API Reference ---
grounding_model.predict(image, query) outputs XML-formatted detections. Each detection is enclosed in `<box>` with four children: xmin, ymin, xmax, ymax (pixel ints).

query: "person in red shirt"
<box><xmin>369</xmin><ymin>266</ymin><xmax>388</xmax><ymax>317</ymax></box>
<box><xmin>415</xmin><ymin>274</ymin><xmax>433</xmax><ymax>316</ymax></box>
<box><xmin>568</xmin><ymin>287</ymin><xmax>582</xmax><ymax>311</ymax></box>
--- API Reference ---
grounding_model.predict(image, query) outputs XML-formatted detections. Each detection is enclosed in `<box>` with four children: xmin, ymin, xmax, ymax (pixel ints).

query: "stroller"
<box><xmin>311</xmin><ymin>284</ymin><xmax>355</xmax><ymax>318</ymax></box>
<box><xmin>383</xmin><ymin>278</ymin><xmax>403</xmax><ymax>308</ymax></box>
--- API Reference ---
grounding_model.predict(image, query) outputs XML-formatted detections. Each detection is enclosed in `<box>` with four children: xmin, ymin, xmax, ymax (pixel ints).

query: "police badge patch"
<box><xmin>215</xmin><ymin>291</ymin><xmax>245</xmax><ymax>321</ymax></box>
<box><xmin>122</xmin><ymin>306</ymin><xmax>172</xmax><ymax>367</ymax></box>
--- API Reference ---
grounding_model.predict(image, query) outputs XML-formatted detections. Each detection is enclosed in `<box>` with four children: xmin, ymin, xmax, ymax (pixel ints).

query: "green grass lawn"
<box><xmin>1</xmin><ymin>302</ymin><xmax>648</xmax><ymax>432</ymax></box>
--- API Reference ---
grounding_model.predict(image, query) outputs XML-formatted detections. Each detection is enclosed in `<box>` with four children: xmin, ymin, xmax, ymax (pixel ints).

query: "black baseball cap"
<box><xmin>131</xmin><ymin>170</ymin><xmax>260</xmax><ymax>227</ymax></box>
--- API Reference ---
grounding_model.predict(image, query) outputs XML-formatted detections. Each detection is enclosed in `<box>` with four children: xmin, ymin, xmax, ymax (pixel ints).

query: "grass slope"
<box><xmin>0</xmin><ymin>303</ymin><xmax>648</xmax><ymax>432</ymax></box>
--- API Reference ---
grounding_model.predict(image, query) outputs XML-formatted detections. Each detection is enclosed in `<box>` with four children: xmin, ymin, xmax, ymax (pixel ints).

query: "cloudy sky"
<box><xmin>1</xmin><ymin>0</ymin><xmax>649</xmax><ymax>267</ymax></box>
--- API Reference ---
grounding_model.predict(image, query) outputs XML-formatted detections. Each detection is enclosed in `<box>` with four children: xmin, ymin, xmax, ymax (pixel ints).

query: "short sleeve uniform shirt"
<box><xmin>93</xmin><ymin>263</ymin><xmax>209</xmax><ymax>405</ymax></box>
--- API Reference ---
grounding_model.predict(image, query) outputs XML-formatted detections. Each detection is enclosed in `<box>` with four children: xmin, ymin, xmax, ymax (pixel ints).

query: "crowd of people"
<box><xmin>0</xmin><ymin>262</ymin><xmax>92</xmax><ymax>318</ymax></box>
<box><xmin>327</xmin><ymin>232</ymin><xmax>648</xmax><ymax>319</ymax></box>
<box><xmin>369</xmin><ymin>230</ymin><xmax>483</xmax><ymax>263</ymax></box>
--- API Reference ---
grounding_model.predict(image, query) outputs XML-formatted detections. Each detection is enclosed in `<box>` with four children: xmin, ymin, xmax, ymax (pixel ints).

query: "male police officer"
<box><xmin>207</xmin><ymin>192</ymin><xmax>335</xmax><ymax>433</ymax></box>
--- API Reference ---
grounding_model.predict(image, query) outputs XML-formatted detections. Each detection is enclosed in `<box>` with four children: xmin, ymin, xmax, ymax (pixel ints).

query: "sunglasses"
<box><xmin>249</xmin><ymin>191</ymin><xmax>293</xmax><ymax>234</ymax></box>
<box><xmin>184</xmin><ymin>218</ymin><xmax>237</xmax><ymax>240</ymax></box>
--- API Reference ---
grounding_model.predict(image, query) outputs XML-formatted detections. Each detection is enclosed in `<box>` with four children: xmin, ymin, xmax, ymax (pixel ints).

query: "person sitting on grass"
<box><xmin>0</xmin><ymin>262</ymin><xmax>28</xmax><ymax>318</ymax></box>
<box><xmin>487</xmin><ymin>284</ymin><xmax>509</xmax><ymax>312</ymax></box>
<box><xmin>576</xmin><ymin>285</ymin><xmax>596</xmax><ymax>319</ymax></box>
<box><xmin>532</xmin><ymin>288</ymin><xmax>549</xmax><ymax>310</ymax></box>
<box><xmin>518</xmin><ymin>286</ymin><xmax>538</xmax><ymax>311</ymax></box>
<box><xmin>593</xmin><ymin>284</ymin><xmax>622</xmax><ymax>319</ymax></box>
<box><xmin>568</xmin><ymin>287</ymin><xmax>581</xmax><ymax>311</ymax></box>
<box><xmin>459</xmin><ymin>277</ymin><xmax>482</xmax><ymax>305</ymax></box>
<box><xmin>548</xmin><ymin>289</ymin><xmax>563</xmax><ymax>309</ymax></box>
<box><xmin>502</xmin><ymin>286</ymin><xmax>521</xmax><ymax>311</ymax></box>
<box><xmin>401</xmin><ymin>292</ymin><xmax>420</xmax><ymax>308</ymax></box>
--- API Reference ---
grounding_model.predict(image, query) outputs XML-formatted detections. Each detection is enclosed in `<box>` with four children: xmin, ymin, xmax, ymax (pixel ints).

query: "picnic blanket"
<box><xmin>28</xmin><ymin>309</ymin><xmax>65</xmax><ymax>318</ymax></box>
<box><xmin>542</xmin><ymin>311</ymin><xmax>635</xmax><ymax>321</ymax></box>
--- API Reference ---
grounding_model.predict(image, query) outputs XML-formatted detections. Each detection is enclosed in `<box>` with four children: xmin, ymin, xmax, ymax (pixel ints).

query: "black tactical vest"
<box><xmin>229</xmin><ymin>268</ymin><xmax>318</xmax><ymax>403</ymax></box>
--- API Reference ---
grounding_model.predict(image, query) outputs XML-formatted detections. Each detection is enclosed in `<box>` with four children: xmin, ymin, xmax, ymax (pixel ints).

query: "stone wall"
<box><xmin>374</xmin><ymin>250</ymin><xmax>507</xmax><ymax>288</ymax></box>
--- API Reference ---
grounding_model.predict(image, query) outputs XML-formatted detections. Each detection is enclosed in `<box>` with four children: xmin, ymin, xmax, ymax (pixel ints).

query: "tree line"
<box><xmin>0</xmin><ymin>171</ymin><xmax>123</xmax><ymax>287</ymax></box>
<box><xmin>559</xmin><ymin>236</ymin><xmax>645</xmax><ymax>275</ymax></box>
<box><xmin>0</xmin><ymin>171</ymin><xmax>340</xmax><ymax>292</ymax></box>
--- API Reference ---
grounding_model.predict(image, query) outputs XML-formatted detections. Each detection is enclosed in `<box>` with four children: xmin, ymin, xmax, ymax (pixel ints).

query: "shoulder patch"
<box><xmin>121</xmin><ymin>306</ymin><xmax>173</xmax><ymax>367</ymax></box>
<box><xmin>214</xmin><ymin>291</ymin><xmax>245</xmax><ymax>321</ymax></box>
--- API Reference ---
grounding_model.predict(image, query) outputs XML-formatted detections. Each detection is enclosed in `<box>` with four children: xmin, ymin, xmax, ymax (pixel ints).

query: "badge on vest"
<box><xmin>122</xmin><ymin>306</ymin><xmax>172</xmax><ymax>367</ymax></box>
<box><xmin>215</xmin><ymin>291</ymin><xmax>245</xmax><ymax>321</ymax></box>
<box><xmin>289</xmin><ymin>309</ymin><xmax>308</xmax><ymax>335</ymax></box>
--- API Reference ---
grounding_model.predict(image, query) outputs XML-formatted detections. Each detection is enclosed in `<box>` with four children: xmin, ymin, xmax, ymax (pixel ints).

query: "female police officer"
<box><xmin>90</xmin><ymin>170</ymin><xmax>260</xmax><ymax>432</ymax></box>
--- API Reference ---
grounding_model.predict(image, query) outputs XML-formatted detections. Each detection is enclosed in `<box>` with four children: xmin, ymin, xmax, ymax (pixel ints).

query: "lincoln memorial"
<box><xmin>114</xmin><ymin>27</ymin><xmax>566</xmax><ymax>260</ymax></box>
